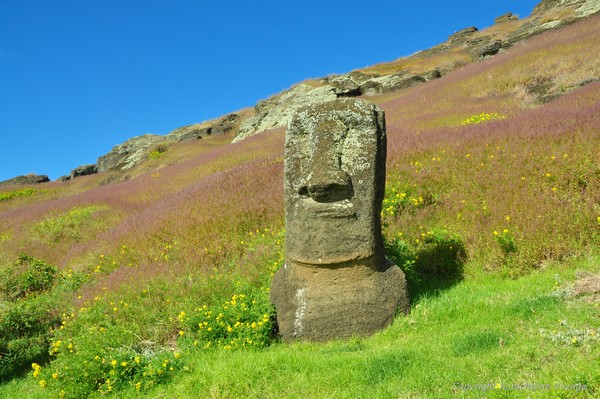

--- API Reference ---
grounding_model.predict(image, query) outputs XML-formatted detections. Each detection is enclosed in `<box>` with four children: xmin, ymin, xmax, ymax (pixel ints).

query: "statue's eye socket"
<box><xmin>298</xmin><ymin>186</ymin><xmax>309</xmax><ymax>197</ymax></box>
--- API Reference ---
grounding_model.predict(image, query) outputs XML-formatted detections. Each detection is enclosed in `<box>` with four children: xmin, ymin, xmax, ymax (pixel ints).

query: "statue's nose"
<box><xmin>301</xmin><ymin>166</ymin><xmax>353</xmax><ymax>203</ymax></box>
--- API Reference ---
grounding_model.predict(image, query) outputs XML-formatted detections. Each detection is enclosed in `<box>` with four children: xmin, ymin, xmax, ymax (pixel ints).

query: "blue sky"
<box><xmin>0</xmin><ymin>1</ymin><xmax>540</xmax><ymax>182</ymax></box>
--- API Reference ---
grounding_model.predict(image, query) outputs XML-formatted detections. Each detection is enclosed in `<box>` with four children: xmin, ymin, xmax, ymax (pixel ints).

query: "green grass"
<box><xmin>3</xmin><ymin>255</ymin><xmax>596</xmax><ymax>399</ymax></box>
<box><xmin>31</xmin><ymin>205</ymin><xmax>110</xmax><ymax>244</ymax></box>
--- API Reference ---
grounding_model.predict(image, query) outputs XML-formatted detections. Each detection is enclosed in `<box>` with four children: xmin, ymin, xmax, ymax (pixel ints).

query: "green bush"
<box><xmin>494</xmin><ymin>229</ymin><xmax>518</xmax><ymax>255</ymax></box>
<box><xmin>0</xmin><ymin>295</ymin><xmax>59</xmax><ymax>380</ymax></box>
<box><xmin>183</xmin><ymin>282</ymin><xmax>276</xmax><ymax>350</ymax></box>
<box><xmin>415</xmin><ymin>228</ymin><xmax>467</xmax><ymax>280</ymax></box>
<box><xmin>1</xmin><ymin>255</ymin><xmax>58</xmax><ymax>300</ymax></box>
<box><xmin>35</xmin><ymin>297</ymin><xmax>184</xmax><ymax>398</ymax></box>
<box><xmin>385</xmin><ymin>228</ymin><xmax>466</xmax><ymax>296</ymax></box>
<box><xmin>384</xmin><ymin>236</ymin><xmax>418</xmax><ymax>283</ymax></box>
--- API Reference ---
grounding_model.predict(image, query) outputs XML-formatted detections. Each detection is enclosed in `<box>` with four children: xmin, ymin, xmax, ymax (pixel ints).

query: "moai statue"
<box><xmin>270</xmin><ymin>98</ymin><xmax>409</xmax><ymax>342</ymax></box>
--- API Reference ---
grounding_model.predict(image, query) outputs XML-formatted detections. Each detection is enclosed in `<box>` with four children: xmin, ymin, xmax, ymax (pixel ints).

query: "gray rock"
<box><xmin>472</xmin><ymin>40</ymin><xmax>504</xmax><ymax>59</ymax></box>
<box><xmin>270</xmin><ymin>98</ymin><xmax>409</xmax><ymax>342</ymax></box>
<box><xmin>0</xmin><ymin>174</ymin><xmax>50</xmax><ymax>186</ymax></box>
<box><xmin>167</xmin><ymin>114</ymin><xmax>239</xmax><ymax>142</ymax></box>
<box><xmin>233</xmin><ymin>84</ymin><xmax>337</xmax><ymax>142</ymax></box>
<box><xmin>576</xmin><ymin>0</ymin><xmax>600</xmax><ymax>16</ymax></box>
<box><xmin>494</xmin><ymin>12</ymin><xmax>519</xmax><ymax>24</ymax></box>
<box><xmin>325</xmin><ymin>71</ymin><xmax>378</xmax><ymax>97</ymax></box>
<box><xmin>506</xmin><ymin>18</ymin><xmax>573</xmax><ymax>46</ymax></box>
<box><xmin>70</xmin><ymin>164</ymin><xmax>98</xmax><ymax>179</ymax></box>
<box><xmin>167</xmin><ymin>124</ymin><xmax>205</xmax><ymax>142</ymax></box>
<box><xmin>96</xmin><ymin>134</ymin><xmax>163</xmax><ymax>172</ymax></box>
<box><xmin>532</xmin><ymin>0</ymin><xmax>584</xmax><ymax>15</ymax></box>
<box><xmin>449</xmin><ymin>27</ymin><xmax>478</xmax><ymax>42</ymax></box>
<box><xmin>362</xmin><ymin>73</ymin><xmax>428</xmax><ymax>96</ymax></box>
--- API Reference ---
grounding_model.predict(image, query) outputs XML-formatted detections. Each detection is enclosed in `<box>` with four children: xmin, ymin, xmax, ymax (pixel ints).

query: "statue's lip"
<box><xmin>300</xmin><ymin>198</ymin><xmax>357</xmax><ymax>218</ymax></box>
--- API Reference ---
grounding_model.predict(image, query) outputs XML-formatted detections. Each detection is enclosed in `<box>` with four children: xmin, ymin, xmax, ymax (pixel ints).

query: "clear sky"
<box><xmin>0</xmin><ymin>0</ymin><xmax>541</xmax><ymax>182</ymax></box>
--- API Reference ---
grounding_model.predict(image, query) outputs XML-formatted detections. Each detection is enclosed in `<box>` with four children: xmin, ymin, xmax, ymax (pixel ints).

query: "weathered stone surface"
<box><xmin>576</xmin><ymin>0</ymin><xmax>600</xmax><ymax>16</ymax></box>
<box><xmin>449</xmin><ymin>26</ymin><xmax>478</xmax><ymax>42</ymax></box>
<box><xmin>270</xmin><ymin>98</ymin><xmax>409</xmax><ymax>342</ymax></box>
<box><xmin>233</xmin><ymin>84</ymin><xmax>337</xmax><ymax>142</ymax></box>
<box><xmin>494</xmin><ymin>12</ymin><xmax>519</xmax><ymax>24</ymax></box>
<box><xmin>324</xmin><ymin>71</ymin><xmax>377</xmax><ymax>97</ymax></box>
<box><xmin>97</xmin><ymin>134</ymin><xmax>162</xmax><ymax>172</ymax></box>
<box><xmin>532</xmin><ymin>0</ymin><xmax>584</xmax><ymax>15</ymax></box>
<box><xmin>0</xmin><ymin>174</ymin><xmax>50</xmax><ymax>186</ymax></box>
<box><xmin>362</xmin><ymin>73</ymin><xmax>427</xmax><ymax>96</ymax></box>
<box><xmin>70</xmin><ymin>164</ymin><xmax>98</xmax><ymax>179</ymax></box>
<box><xmin>506</xmin><ymin>18</ymin><xmax>573</xmax><ymax>46</ymax></box>
<box><xmin>471</xmin><ymin>40</ymin><xmax>504</xmax><ymax>59</ymax></box>
<box><xmin>167</xmin><ymin>124</ymin><xmax>205</xmax><ymax>142</ymax></box>
<box><xmin>167</xmin><ymin>114</ymin><xmax>239</xmax><ymax>142</ymax></box>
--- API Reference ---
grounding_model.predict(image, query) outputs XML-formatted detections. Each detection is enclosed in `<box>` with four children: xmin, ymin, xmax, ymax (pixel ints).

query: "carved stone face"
<box><xmin>284</xmin><ymin>99</ymin><xmax>386</xmax><ymax>266</ymax></box>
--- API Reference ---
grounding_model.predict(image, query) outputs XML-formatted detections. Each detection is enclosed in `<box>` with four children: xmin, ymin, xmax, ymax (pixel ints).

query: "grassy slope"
<box><xmin>1</xmin><ymin>12</ymin><xmax>599</xmax><ymax>399</ymax></box>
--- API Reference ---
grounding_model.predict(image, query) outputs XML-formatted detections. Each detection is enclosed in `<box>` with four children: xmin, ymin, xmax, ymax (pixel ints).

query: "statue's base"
<box><xmin>270</xmin><ymin>258</ymin><xmax>410</xmax><ymax>342</ymax></box>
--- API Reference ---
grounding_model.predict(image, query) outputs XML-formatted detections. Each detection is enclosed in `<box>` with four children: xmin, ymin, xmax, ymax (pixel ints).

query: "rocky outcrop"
<box><xmin>363</xmin><ymin>73</ymin><xmax>428</xmax><ymax>96</ymax></box>
<box><xmin>166</xmin><ymin>124</ymin><xmax>205</xmax><ymax>142</ymax></box>
<box><xmin>97</xmin><ymin>134</ymin><xmax>163</xmax><ymax>172</ymax></box>
<box><xmin>233</xmin><ymin>84</ymin><xmax>337</xmax><ymax>143</ymax></box>
<box><xmin>167</xmin><ymin>114</ymin><xmax>239</xmax><ymax>142</ymax></box>
<box><xmin>506</xmin><ymin>18</ymin><xmax>573</xmax><ymax>46</ymax></box>
<box><xmin>532</xmin><ymin>0</ymin><xmax>585</xmax><ymax>15</ymax></box>
<box><xmin>322</xmin><ymin>71</ymin><xmax>378</xmax><ymax>97</ymax></box>
<box><xmin>449</xmin><ymin>27</ymin><xmax>478</xmax><ymax>42</ymax></box>
<box><xmin>70</xmin><ymin>164</ymin><xmax>98</xmax><ymax>179</ymax></box>
<box><xmin>576</xmin><ymin>0</ymin><xmax>600</xmax><ymax>16</ymax></box>
<box><xmin>469</xmin><ymin>37</ymin><xmax>504</xmax><ymax>59</ymax></box>
<box><xmin>0</xmin><ymin>174</ymin><xmax>50</xmax><ymax>186</ymax></box>
<box><xmin>494</xmin><ymin>12</ymin><xmax>519</xmax><ymax>24</ymax></box>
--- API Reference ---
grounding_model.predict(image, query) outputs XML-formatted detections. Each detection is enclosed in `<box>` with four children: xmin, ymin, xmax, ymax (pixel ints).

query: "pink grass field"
<box><xmin>1</xmin><ymin>14</ymin><xmax>598</xmax><ymax>296</ymax></box>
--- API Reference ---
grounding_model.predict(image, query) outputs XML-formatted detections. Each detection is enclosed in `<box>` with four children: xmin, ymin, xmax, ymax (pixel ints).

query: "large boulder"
<box><xmin>96</xmin><ymin>134</ymin><xmax>163</xmax><ymax>172</ymax></box>
<box><xmin>270</xmin><ymin>98</ymin><xmax>409</xmax><ymax>342</ymax></box>
<box><xmin>470</xmin><ymin>38</ymin><xmax>504</xmax><ymax>59</ymax></box>
<box><xmin>324</xmin><ymin>71</ymin><xmax>378</xmax><ymax>97</ymax></box>
<box><xmin>494</xmin><ymin>12</ymin><xmax>519</xmax><ymax>24</ymax></box>
<box><xmin>167</xmin><ymin>114</ymin><xmax>239</xmax><ymax>142</ymax></box>
<box><xmin>0</xmin><ymin>174</ymin><xmax>50</xmax><ymax>186</ymax></box>
<box><xmin>364</xmin><ymin>73</ymin><xmax>427</xmax><ymax>96</ymax></box>
<box><xmin>448</xmin><ymin>27</ymin><xmax>478</xmax><ymax>42</ymax></box>
<box><xmin>70</xmin><ymin>164</ymin><xmax>98</xmax><ymax>179</ymax></box>
<box><xmin>233</xmin><ymin>84</ymin><xmax>337</xmax><ymax>142</ymax></box>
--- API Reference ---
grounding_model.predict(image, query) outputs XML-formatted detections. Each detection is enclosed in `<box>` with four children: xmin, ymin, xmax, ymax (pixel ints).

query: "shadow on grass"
<box><xmin>385</xmin><ymin>232</ymin><xmax>466</xmax><ymax>305</ymax></box>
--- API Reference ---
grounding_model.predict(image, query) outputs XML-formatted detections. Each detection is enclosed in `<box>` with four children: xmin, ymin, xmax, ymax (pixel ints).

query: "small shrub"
<box><xmin>494</xmin><ymin>229</ymin><xmax>517</xmax><ymax>255</ymax></box>
<box><xmin>1</xmin><ymin>255</ymin><xmax>58</xmax><ymax>300</ymax></box>
<box><xmin>183</xmin><ymin>287</ymin><xmax>275</xmax><ymax>350</ymax></box>
<box><xmin>415</xmin><ymin>228</ymin><xmax>467</xmax><ymax>281</ymax></box>
<box><xmin>148</xmin><ymin>143</ymin><xmax>168</xmax><ymax>159</ymax></box>
<box><xmin>385</xmin><ymin>228</ymin><xmax>467</xmax><ymax>294</ymax></box>
<box><xmin>384</xmin><ymin>235</ymin><xmax>418</xmax><ymax>283</ymax></box>
<box><xmin>36</xmin><ymin>297</ymin><xmax>184</xmax><ymax>399</ymax></box>
<box><xmin>0</xmin><ymin>295</ymin><xmax>59</xmax><ymax>380</ymax></box>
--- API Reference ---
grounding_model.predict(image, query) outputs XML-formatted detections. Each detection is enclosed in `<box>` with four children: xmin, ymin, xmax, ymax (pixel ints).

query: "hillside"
<box><xmin>1</xmin><ymin>1</ymin><xmax>599</xmax><ymax>398</ymax></box>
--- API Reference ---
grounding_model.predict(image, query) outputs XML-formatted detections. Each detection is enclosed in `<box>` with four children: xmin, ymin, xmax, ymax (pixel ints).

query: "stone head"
<box><xmin>284</xmin><ymin>99</ymin><xmax>387</xmax><ymax>266</ymax></box>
